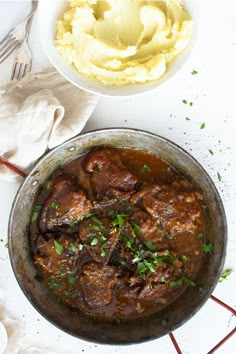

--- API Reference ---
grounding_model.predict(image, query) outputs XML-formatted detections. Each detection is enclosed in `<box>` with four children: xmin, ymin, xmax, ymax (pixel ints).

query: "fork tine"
<box><xmin>0</xmin><ymin>40</ymin><xmax>19</xmax><ymax>63</ymax></box>
<box><xmin>11</xmin><ymin>62</ymin><xmax>18</xmax><ymax>80</ymax></box>
<box><xmin>17</xmin><ymin>63</ymin><xmax>25</xmax><ymax>81</ymax></box>
<box><xmin>0</xmin><ymin>37</ymin><xmax>13</xmax><ymax>52</ymax></box>
<box><xmin>22</xmin><ymin>63</ymin><xmax>31</xmax><ymax>79</ymax></box>
<box><xmin>0</xmin><ymin>30</ymin><xmax>12</xmax><ymax>47</ymax></box>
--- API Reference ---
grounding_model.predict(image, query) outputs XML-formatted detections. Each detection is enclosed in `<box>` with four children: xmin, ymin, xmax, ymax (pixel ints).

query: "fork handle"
<box><xmin>23</xmin><ymin>0</ymin><xmax>38</xmax><ymax>26</ymax></box>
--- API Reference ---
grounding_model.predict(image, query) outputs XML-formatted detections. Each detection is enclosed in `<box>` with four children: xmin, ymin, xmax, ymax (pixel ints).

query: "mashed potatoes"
<box><xmin>55</xmin><ymin>0</ymin><xmax>193</xmax><ymax>86</ymax></box>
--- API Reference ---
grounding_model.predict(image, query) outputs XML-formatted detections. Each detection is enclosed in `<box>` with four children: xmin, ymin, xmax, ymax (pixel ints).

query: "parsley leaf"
<box><xmin>191</xmin><ymin>70</ymin><xmax>198</xmax><ymax>75</ymax></box>
<box><xmin>203</xmin><ymin>243</ymin><xmax>214</xmax><ymax>253</ymax></box>
<box><xmin>219</xmin><ymin>268</ymin><xmax>233</xmax><ymax>282</ymax></box>
<box><xmin>143</xmin><ymin>164</ymin><xmax>151</xmax><ymax>172</ymax></box>
<box><xmin>90</xmin><ymin>237</ymin><xmax>99</xmax><ymax>246</ymax></box>
<box><xmin>54</xmin><ymin>240</ymin><xmax>63</xmax><ymax>255</ymax></box>
<box><xmin>200</xmin><ymin>122</ymin><xmax>206</xmax><ymax>129</ymax></box>
<box><xmin>144</xmin><ymin>241</ymin><xmax>156</xmax><ymax>251</ymax></box>
<box><xmin>217</xmin><ymin>172</ymin><xmax>222</xmax><ymax>182</ymax></box>
<box><xmin>50</xmin><ymin>201</ymin><xmax>59</xmax><ymax>210</ymax></box>
<box><xmin>31</xmin><ymin>204</ymin><xmax>43</xmax><ymax>223</ymax></box>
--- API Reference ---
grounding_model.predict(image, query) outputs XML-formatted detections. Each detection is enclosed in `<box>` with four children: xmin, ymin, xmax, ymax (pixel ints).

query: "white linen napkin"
<box><xmin>0</xmin><ymin>67</ymin><xmax>99</xmax><ymax>182</ymax></box>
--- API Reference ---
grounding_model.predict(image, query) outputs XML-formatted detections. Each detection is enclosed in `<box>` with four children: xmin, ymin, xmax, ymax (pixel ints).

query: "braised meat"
<box><xmin>132</xmin><ymin>185</ymin><xmax>202</xmax><ymax>234</ymax></box>
<box><xmin>79</xmin><ymin>262</ymin><xmax>118</xmax><ymax>308</ymax></box>
<box><xmin>39</xmin><ymin>176</ymin><xmax>92</xmax><ymax>233</ymax></box>
<box><xmin>83</xmin><ymin>148</ymin><xmax>138</xmax><ymax>199</ymax></box>
<box><xmin>31</xmin><ymin>147</ymin><xmax>204</xmax><ymax>320</ymax></box>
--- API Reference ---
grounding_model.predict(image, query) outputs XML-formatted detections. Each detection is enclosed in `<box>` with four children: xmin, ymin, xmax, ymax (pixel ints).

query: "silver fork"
<box><xmin>11</xmin><ymin>17</ymin><xmax>33</xmax><ymax>81</ymax></box>
<box><xmin>0</xmin><ymin>0</ymin><xmax>38</xmax><ymax>64</ymax></box>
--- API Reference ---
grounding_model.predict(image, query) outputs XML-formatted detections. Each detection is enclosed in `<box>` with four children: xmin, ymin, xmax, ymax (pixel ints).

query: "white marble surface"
<box><xmin>0</xmin><ymin>1</ymin><xmax>236</xmax><ymax>353</ymax></box>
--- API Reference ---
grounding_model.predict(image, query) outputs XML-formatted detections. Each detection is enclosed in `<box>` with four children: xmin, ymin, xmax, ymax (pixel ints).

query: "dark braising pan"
<box><xmin>8</xmin><ymin>128</ymin><xmax>227</xmax><ymax>344</ymax></box>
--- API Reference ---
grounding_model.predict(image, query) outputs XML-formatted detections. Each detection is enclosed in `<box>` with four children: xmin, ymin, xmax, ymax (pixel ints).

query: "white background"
<box><xmin>0</xmin><ymin>1</ymin><xmax>236</xmax><ymax>353</ymax></box>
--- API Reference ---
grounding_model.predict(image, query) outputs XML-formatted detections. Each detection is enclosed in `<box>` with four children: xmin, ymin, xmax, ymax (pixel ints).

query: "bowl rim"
<box><xmin>8</xmin><ymin>128</ymin><xmax>227</xmax><ymax>344</ymax></box>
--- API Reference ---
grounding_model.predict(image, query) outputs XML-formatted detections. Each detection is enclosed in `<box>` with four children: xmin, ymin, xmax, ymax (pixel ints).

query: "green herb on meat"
<box><xmin>91</xmin><ymin>216</ymin><xmax>103</xmax><ymax>225</ymax></box>
<box><xmin>64</xmin><ymin>289</ymin><xmax>79</xmax><ymax>298</ymax></box>
<box><xmin>90</xmin><ymin>237</ymin><xmax>99</xmax><ymax>246</ymax></box>
<box><xmin>181</xmin><ymin>255</ymin><xmax>188</xmax><ymax>263</ymax></box>
<box><xmin>112</xmin><ymin>214</ymin><xmax>126</xmax><ymax>228</ymax></box>
<box><xmin>203</xmin><ymin>243</ymin><xmax>214</xmax><ymax>253</ymax></box>
<box><xmin>219</xmin><ymin>268</ymin><xmax>233</xmax><ymax>282</ymax></box>
<box><xmin>68</xmin><ymin>243</ymin><xmax>77</xmax><ymax>252</ymax></box>
<box><xmin>144</xmin><ymin>241</ymin><xmax>156</xmax><ymax>251</ymax></box>
<box><xmin>51</xmin><ymin>201</ymin><xmax>59</xmax><ymax>210</ymax></box>
<box><xmin>53</xmin><ymin>240</ymin><xmax>63</xmax><ymax>255</ymax></box>
<box><xmin>156</xmin><ymin>228</ymin><xmax>163</xmax><ymax>234</ymax></box>
<box><xmin>132</xmin><ymin>224</ymin><xmax>140</xmax><ymax>236</ymax></box>
<box><xmin>46</xmin><ymin>180</ymin><xmax>54</xmax><ymax>190</ymax></box>
<box><xmin>68</xmin><ymin>275</ymin><xmax>77</xmax><ymax>285</ymax></box>
<box><xmin>169</xmin><ymin>276</ymin><xmax>196</xmax><ymax>288</ymax></box>
<box><xmin>48</xmin><ymin>278</ymin><xmax>61</xmax><ymax>290</ymax></box>
<box><xmin>160</xmin><ymin>276</ymin><xmax>166</xmax><ymax>283</ymax></box>
<box><xmin>166</xmin><ymin>233</ymin><xmax>174</xmax><ymax>240</ymax></box>
<box><xmin>31</xmin><ymin>204</ymin><xmax>43</xmax><ymax>223</ymax></box>
<box><xmin>198</xmin><ymin>232</ymin><xmax>204</xmax><ymax>239</ymax></box>
<box><xmin>143</xmin><ymin>164</ymin><xmax>151</xmax><ymax>172</ymax></box>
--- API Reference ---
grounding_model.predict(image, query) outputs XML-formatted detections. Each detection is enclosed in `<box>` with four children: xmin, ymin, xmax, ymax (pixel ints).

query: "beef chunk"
<box><xmin>132</xmin><ymin>185</ymin><xmax>202</xmax><ymax>234</ymax></box>
<box><xmin>34</xmin><ymin>234</ymin><xmax>81</xmax><ymax>275</ymax></box>
<box><xmin>78</xmin><ymin>217</ymin><xmax>120</xmax><ymax>264</ymax></box>
<box><xmin>83</xmin><ymin>149</ymin><xmax>138</xmax><ymax>199</ymax></box>
<box><xmin>79</xmin><ymin>262</ymin><xmax>118</xmax><ymax>308</ymax></box>
<box><xmin>130</xmin><ymin>209</ymin><xmax>166</xmax><ymax>246</ymax></box>
<box><xmin>39</xmin><ymin>176</ymin><xmax>92</xmax><ymax>233</ymax></box>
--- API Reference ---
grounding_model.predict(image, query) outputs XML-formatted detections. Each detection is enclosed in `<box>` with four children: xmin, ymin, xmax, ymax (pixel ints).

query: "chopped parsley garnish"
<box><xmin>132</xmin><ymin>224</ymin><xmax>140</xmax><ymax>236</ymax></box>
<box><xmin>156</xmin><ymin>228</ymin><xmax>163</xmax><ymax>234</ymax></box>
<box><xmin>200</xmin><ymin>122</ymin><xmax>206</xmax><ymax>129</ymax></box>
<box><xmin>91</xmin><ymin>216</ymin><xmax>103</xmax><ymax>225</ymax></box>
<box><xmin>64</xmin><ymin>289</ymin><xmax>79</xmax><ymax>298</ymax></box>
<box><xmin>4</xmin><ymin>242</ymin><xmax>8</xmax><ymax>248</ymax></box>
<box><xmin>191</xmin><ymin>70</ymin><xmax>198</xmax><ymax>75</ymax></box>
<box><xmin>182</xmin><ymin>99</ymin><xmax>188</xmax><ymax>104</ymax></box>
<box><xmin>50</xmin><ymin>201</ymin><xmax>59</xmax><ymax>210</ymax></box>
<box><xmin>181</xmin><ymin>255</ymin><xmax>188</xmax><ymax>264</ymax></box>
<box><xmin>203</xmin><ymin>243</ymin><xmax>214</xmax><ymax>253</ymax></box>
<box><xmin>219</xmin><ymin>268</ymin><xmax>233</xmax><ymax>282</ymax></box>
<box><xmin>169</xmin><ymin>276</ymin><xmax>196</xmax><ymax>288</ymax></box>
<box><xmin>54</xmin><ymin>240</ymin><xmax>63</xmax><ymax>255</ymax></box>
<box><xmin>48</xmin><ymin>278</ymin><xmax>61</xmax><ymax>290</ymax></box>
<box><xmin>144</xmin><ymin>241</ymin><xmax>156</xmax><ymax>251</ymax></box>
<box><xmin>100</xmin><ymin>245</ymin><xmax>106</xmax><ymax>257</ymax></box>
<box><xmin>166</xmin><ymin>233</ymin><xmax>174</xmax><ymax>240</ymax></box>
<box><xmin>68</xmin><ymin>275</ymin><xmax>77</xmax><ymax>285</ymax></box>
<box><xmin>85</xmin><ymin>213</ymin><xmax>93</xmax><ymax>218</ymax></box>
<box><xmin>189</xmin><ymin>102</ymin><xmax>193</xmax><ymax>106</ymax></box>
<box><xmin>185</xmin><ymin>117</ymin><xmax>191</xmax><ymax>121</ymax></box>
<box><xmin>208</xmin><ymin>149</ymin><xmax>214</xmax><ymax>155</ymax></box>
<box><xmin>143</xmin><ymin>164</ymin><xmax>151</xmax><ymax>172</ymax></box>
<box><xmin>69</xmin><ymin>219</ymin><xmax>79</xmax><ymax>227</ymax></box>
<box><xmin>112</xmin><ymin>214</ymin><xmax>126</xmax><ymax>228</ymax></box>
<box><xmin>31</xmin><ymin>204</ymin><xmax>43</xmax><ymax>223</ymax></box>
<box><xmin>198</xmin><ymin>233</ymin><xmax>204</xmax><ymax>239</ymax></box>
<box><xmin>217</xmin><ymin>172</ymin><xmax>222</xmax><ymax>182</ymax></box>
<box><xmin>78</xmin><ymin>244</ymin><xmax>84</xmax><ymax>251</ymax></box>
<box><xmin>68</xmin><ymin>243</ymin><xmax>76</xmax><ymax>252</ymax></box>
<box><xmin>90</xmin><ymin>237</ymin><xmax>99</xmax><ymax>246</ymax></box>
<box><xmin>160</xmin><ymin>276</ymin><xmax>166</xmax><ymax>283</ymax></box>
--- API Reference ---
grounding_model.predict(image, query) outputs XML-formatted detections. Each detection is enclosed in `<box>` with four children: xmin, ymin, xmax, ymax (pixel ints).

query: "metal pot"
<box><xmin>8</xmin><ymin>128</ymin><xmax>227</xmax><ymax>344</ymax></box>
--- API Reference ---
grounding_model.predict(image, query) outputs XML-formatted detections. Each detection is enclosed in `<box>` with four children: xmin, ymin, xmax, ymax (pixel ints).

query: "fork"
<box><xmin>0</xmin><ymin>0</ymin><xmax>38</xmax><ymax>64</ymax></box>
<box><xmin>11</xmin><ymin>17</ymin><xmax>33</xmax><ymax>81</ymax></box>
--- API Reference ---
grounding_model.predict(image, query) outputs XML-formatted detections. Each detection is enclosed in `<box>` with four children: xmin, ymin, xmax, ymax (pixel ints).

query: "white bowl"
<box><xmin>39</xmin><ymin>0</ymin><xmax>197</xmax><ymax>97</ymax></box>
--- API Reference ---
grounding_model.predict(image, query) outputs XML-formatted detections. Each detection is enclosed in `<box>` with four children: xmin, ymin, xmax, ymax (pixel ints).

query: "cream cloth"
<box><xmin>0</xmin><ymin>67</ymin><xmax>99</xmax><ymax>181</ymax></box>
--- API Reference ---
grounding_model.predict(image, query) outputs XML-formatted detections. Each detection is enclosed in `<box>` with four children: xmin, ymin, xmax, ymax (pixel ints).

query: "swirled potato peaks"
<box><xmin>55</xmin><ymin>0</ymin><xmax>192</xmax><ymax>86</ymax></box>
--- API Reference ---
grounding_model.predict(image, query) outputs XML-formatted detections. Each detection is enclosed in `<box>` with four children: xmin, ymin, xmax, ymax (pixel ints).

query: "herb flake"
<box><xmin>219</xmin><ymin>268</ymin><xmax>233</xmax><ymax>282</ymax></box>
<box><xmin>203</xmin><ymin>243</ymin><xmax>214</xmax><ymax>253</ymax></box>
<box><xmin>54</xmin><ymin>240</ymin><xmax>63</xmax><ymax>255</ymax></box>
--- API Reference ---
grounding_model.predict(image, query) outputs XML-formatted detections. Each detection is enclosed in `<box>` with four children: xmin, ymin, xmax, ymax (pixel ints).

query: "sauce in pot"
<box><xmin>29</xmin><ymin>148</ymin><xmax>204</xmax><ymax>320</ymax></box>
